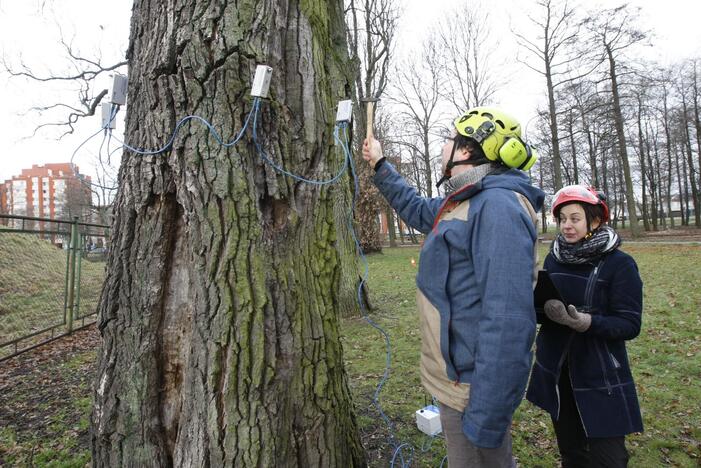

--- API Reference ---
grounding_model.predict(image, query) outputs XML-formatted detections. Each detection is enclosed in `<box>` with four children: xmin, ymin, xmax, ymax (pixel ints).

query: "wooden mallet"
<box><xmin>361</xmin><ymin>97</ymin><xmax>380</xmax><ymax>140</ymax></box>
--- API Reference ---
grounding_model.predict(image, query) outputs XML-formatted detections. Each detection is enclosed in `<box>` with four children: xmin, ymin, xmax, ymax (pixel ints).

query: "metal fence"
<box><xmin>0</xmin><ymin>214</ymin><xmax>110</xmax><ymax>361</ymax></box>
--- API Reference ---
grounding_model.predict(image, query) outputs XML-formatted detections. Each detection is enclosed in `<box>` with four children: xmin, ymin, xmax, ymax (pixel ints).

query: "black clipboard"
<box><xmin>533</xmin><ymin>270</ymin><xmax>564</xmax><ymax>312</ymax></box>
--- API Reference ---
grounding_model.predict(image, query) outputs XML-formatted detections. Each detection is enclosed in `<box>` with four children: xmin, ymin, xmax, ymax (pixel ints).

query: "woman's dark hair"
<box><xmin>453</xmin><ymin>134</ymin><xmax>489</xmax><ymax>165</ymax></box>
<box><xmin>555</xmin><ymin>201</ymin><xmax>605</xmax><ymax>231</ymax></box>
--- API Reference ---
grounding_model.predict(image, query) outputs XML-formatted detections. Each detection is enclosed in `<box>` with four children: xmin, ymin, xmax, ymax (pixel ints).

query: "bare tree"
<box><xmin>560</xmin><ymin>79</ymin><xmax>605</xmax><ymax>188</ymax></box>
<box><xmin>2</xmin><ymin>34</ymin><xmax>126</xmax><ymax>138</ymax></box>
<box><xmin>435</xmin><ymin>0</ymin><xmax>502</xmax><ymax>112</ymax></box>
<box><xmin>678</xmin><ymin>78</ymin><xmax>701</xmax><ymax>227</ymax></box>
<box><xmin>374</xmin><ymin>113</ymin><xmax>400</xmax><ymax>246</ymax></box>
<box><xmin>630</xmin><ymin>78</ymin><xmax>657</xmax><ymax>230</ymax></box>
<box><xmin>515</xmin><ymin>0</ymin><xmax>597</xmax><ymax>191</ymax></box>
<box><xmin>2</xmin><ymin>3</ymin><xmax>125</xmax><ymax>222</ymax></box>
<box><xmin>58</xmin><ymin>174</ymin><xmax>92</xmax><ymax>221</ymax></box>
<box><xmin>345</xmin><ymin>0</ymin><xmax>398</xmax><ymax>252</ymax></box>
<box><xmin>389</xmin><ymin>39</ymin><xmax>445</xmax><ymax>197</ymax></box>
<box><xmin>584</xmin><ymin>4</ymin><xmax>648</xmax><ymax>237</ymax></box>
<box><xmin>528</xmin><ymin>110</ymin><xmax>555</xmax><ymax>232</ymax></box>
<box><xmin>689</xmin><ymin>59</ymin><xmax>701</xmax><ymax>186</ymax></box>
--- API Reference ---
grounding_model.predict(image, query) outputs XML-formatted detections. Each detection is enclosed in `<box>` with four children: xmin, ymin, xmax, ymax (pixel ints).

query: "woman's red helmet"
<box><xmin>552</xmin><ymin>185</ymin><xmax>610</xmax><ymax>222</ymax></box>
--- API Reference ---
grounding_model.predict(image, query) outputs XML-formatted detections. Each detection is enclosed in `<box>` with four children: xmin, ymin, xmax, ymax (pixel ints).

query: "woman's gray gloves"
<box><xmin>544</xmin><ymin>300</ymin><xmax>592</xmax><ymax>332</ymax></box>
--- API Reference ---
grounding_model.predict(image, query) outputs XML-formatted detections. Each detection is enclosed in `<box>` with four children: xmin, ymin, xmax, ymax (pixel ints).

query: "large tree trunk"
<box><xmin>606</xmin><ymin>45</ymin><xmax>640</xmax><ymax>236</ymax></box>
<box><xmin>647</xmin><ymin>138</ymin><xmax>660</xmax><ymax>231</ymax></box>
<box><xmin>692</xmin><ymin>61</ymin><xmax>701</xmax><ymax>186</ymax></box>
<box><xmin>385</xmin><ymin>205</ymin><xmax>397</xmax><ymax>248</ymax></box>
<box><xmin>90</xmin><ymin>1</ymin><xmax>365</xmax><ymax>466</ymax></box>
<box><xmin>602</xmin><ymin>147</ymin><xmax>611</xmax><ymax>224</ymax></box>
<box><xmin>677</xmin><ymin>142</ymin><xmax>689</xmax><ymax>226</ymax></box>
<box><xmin>567</xmin><ymin>113</ymin><xmax>579</xmax><ymax>184</ymax></box>
<box><xmin>422</xmin><ymin>129</ymin><xmax>434</xmax><ymax>198</ymax></box>
<box><xmin>581</xmin><ymin>106</ymin><xmax>598</xmax><ymax>188</ymax></box>
<box><xmin>538</xmin><ymin>159</ymin><xmax>548</xmax><ymax>234</ymax></box>
<box><xmin>546</xmin><ymin>64</ymin><xmax>564</xmax><ymax>191</ymax></box>
<box><xmin>662</xmin><ymin>90</ymin><xmax>675</xmax><ymax>228</ymax></box>
<box><xmin>636</xmin><ymin>103</ymin><xmax>650</xmax><ymax>232</ymax></box>
<box><xmin>682</xmin><ymin>105</ymin><xmax>701</xmax><ymax>227</ymax></box>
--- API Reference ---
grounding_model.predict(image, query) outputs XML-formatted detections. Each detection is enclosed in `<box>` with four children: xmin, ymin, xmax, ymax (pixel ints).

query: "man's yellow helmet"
<box><xmin>454</xmin><ymin>107</ymin><xmax>538</xmax><ymax>171</ymax></box>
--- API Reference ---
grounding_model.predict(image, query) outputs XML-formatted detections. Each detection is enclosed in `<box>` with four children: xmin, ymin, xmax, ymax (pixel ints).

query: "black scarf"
<box><xmin>551</xmin><ymin>225</ymin><xmax>621</xmax><ymax>264</ymax></box>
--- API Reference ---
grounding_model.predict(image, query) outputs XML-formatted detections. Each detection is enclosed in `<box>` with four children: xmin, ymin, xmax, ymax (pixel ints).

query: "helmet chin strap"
<box><xmin>436</xmin><ymin>141</ymin><xmax>472</xmax><ymax>188</ymax></box>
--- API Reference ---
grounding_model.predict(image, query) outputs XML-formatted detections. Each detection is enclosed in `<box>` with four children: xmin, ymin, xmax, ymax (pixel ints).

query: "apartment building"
<box><xmin>0</xmin><ymin>183</ymin><xmax>7</xmax><ymax>215</ymax></box>
<box><xmin>1</xmin><ymin>163</ymin><xmax>92</xmax><ymax>221</ymax></box>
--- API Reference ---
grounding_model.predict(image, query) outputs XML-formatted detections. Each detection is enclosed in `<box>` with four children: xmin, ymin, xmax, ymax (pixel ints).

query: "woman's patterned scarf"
<box><xmin>552</xmin><ymin>225</ymin><xmax>621</xmax><ymax>264</ymax></box>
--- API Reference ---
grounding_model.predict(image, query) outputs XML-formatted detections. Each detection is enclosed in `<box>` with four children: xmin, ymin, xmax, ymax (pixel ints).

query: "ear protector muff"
<box><xmin>499</xmin><ymin>137</ymin><xmax>538</xmax><ymax>170</ymax></box>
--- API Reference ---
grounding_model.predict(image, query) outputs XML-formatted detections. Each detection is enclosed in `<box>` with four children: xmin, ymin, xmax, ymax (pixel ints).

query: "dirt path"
<box><xmin>0</xmin><ymin>326</ymin><xmax>100</xmax><ymax>465</ymax></box>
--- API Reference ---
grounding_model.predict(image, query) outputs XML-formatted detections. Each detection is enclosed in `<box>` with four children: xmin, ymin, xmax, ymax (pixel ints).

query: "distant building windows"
<box><xmin>4</xmin><ymin>164</ymin><xmax>89</xmax><ymax>218</ymax></box>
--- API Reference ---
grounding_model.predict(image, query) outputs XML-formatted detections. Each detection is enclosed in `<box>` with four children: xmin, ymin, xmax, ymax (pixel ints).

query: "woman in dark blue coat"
<box><xmin>526</xmin><ymin>185</ymin><xmax>644</xmax><ymax>467</ymax></box>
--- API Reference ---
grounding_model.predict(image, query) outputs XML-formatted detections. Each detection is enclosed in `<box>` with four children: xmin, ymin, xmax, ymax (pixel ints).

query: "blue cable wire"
<box><xmin>252</xmin><ymin>98</ymin><xmax>349</xmax><ymax>186</ymax></box>
<box><xmin>390</xmin><ymin>443</ymin><xmax>415</xmax><ymax>468</ymax></box>
<box><xmin>111</xmin><ymin>101</ymin><xmax>256</xmax><ymax>155</ymax></box>
<box><xmin>252</xmin><ymin>117</ymin><xmax>417</xmax><ymax>465</ymax></box>
<box><xmin>336</xmin><ymin>123</ymin><xmax>418</xmax><ymax>468</ymax></box>
<box><xmin>70</xmin><ymin>95</ymin><xmax>436</xmax><ymax>466</ymax></box>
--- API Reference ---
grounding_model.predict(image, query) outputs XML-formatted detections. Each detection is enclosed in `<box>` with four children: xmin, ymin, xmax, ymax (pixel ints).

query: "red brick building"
<box><xmin>0</xmin><ymin>183</ymin><xmax>7</xmax><ymax>215</ymax></box>
<box><xmin>1</xmin><ymin>163</ymin><xmax>92</xmax><ymax>221</ymax></box>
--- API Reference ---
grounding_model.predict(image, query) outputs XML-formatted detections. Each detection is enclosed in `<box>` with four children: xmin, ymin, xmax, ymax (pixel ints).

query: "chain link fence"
<box><xmin>0</xmin><ymin>214</ymin><xmax>109</xmax><ymax>361</ymax></box>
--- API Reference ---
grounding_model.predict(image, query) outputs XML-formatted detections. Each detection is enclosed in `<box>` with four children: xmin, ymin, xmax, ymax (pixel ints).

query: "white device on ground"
<box><xmin>101</xmin><ymin>103</ymin><xmax>116</xmax><ymax>129</ymax></box>
<box><xmin>110</xmin><ymin>74</ymin><xmax>128</xmax><ymax>105</ymax></box>
<box><xmin>416</xmin><ymin>404</ymin><xmax>442</xmax><ymax>436</ymax></box>
<box><xmin>335</xmin><ymin>99</ymin><xmax>353</xmax><ymax>123</ymax></box>
<box><xmin>251</xmin><ymin>65</ymin><xmax>273</xmax><ymax>98</ymax></box>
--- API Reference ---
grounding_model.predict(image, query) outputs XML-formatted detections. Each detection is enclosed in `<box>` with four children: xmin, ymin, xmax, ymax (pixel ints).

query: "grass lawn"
<box><xmin>343</xmin><ymin>244</ymin><xmax>701</xmax><ymax>467</ymax></box>
<box><xmin>1</xmin><ymin>243</ymin><xmax>698</xmax><ymax>466</ymax></box>
<box><xmin>0</xmin><ymin>233</ymin><xmax>105</xmax><ymax>358</ymax></box>
<box><xmin>0</xmin><ymin>327</ymin><xmax>98</xmax><ymax>467</ymax></box>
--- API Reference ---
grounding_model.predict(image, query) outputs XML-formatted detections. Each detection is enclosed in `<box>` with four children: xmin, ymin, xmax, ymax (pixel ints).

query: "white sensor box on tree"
<box><xmin>101</xmin><ymin>103</ymin><xmax>116</xmax><ymax>129</ymax></box>
<box><xmin>336</xmin><ymin>99</ymin><xmax>353</xmax><ymax>123</ymax></box>
<box><xmin>251</xmin><ymin>65</ymin><xmax>273</xmax><ymax>98</ymax></box>
<box><xmin>415</xmin><ymin>405</ymin><xmax>442</xmax><ymax>436</ymax></box>
<box><xmin>111</xmin><ymin>74</ymin><xmax>128</xmax><ymax>105</ymax></box>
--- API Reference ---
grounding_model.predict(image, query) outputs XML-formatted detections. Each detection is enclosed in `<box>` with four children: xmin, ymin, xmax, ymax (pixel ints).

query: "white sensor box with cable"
<box><xmin>336</xmin><ymin>99</ymin><xmax>353</xmax><ymax>123</ymax></box>
<box><xmin>101</xmin><ymin>102</ymin><xmax>116</xmax><ymax>129</ymax></box>
<box><xmin>416</xmin><ymin>405</ymin><xmax>442</xmax><ymax>436</ymax></box>
<box><xmin>251</xmin><ymin>65</ymin><xmax>273</xmax><ymax>98</ymax></box>
<box><xmin>110</xmin><ymin>74</ymin><xmax>128</xmax><ymax>105</ymax></box>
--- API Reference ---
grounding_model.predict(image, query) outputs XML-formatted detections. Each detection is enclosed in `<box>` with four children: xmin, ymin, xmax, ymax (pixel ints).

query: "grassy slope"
<box><xmin>0</xmin><ymin>233</ymin><xmax>105</xmax><ymax>346</ymax></box>
<box><xmin>343</xmin><ymin>244</ymin><xmax>701</xmax><ymax>467</ymax></box>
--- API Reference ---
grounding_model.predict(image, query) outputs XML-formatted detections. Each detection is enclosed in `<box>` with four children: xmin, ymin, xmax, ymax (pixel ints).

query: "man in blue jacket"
<box><xmin>362</xmin><ymin>107</ymin><xmax>544</xmax><ymax>467</ymax></box>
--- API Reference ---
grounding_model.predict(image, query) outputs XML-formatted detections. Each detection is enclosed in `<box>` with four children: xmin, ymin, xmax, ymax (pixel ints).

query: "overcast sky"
<box><xmin>1</xmin><ymin>0</ymin><xmax>700</xmax><ymax>184</ymax></box>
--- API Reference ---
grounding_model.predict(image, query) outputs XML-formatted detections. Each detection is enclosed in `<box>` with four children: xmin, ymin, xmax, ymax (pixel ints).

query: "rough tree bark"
<box><xmin>91</xmin><ymin>1</ymin><xmax>365</xmax><ymax>466</ymax></box>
